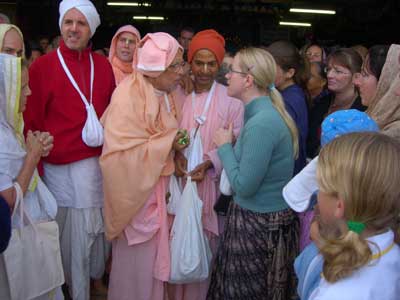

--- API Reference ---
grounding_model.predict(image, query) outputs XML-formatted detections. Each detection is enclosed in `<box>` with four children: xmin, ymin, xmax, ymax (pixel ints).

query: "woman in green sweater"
<box><xmin>207</xmin><ymin>47</ymin><xmax>299</xmax><ymax>300</ymax></box>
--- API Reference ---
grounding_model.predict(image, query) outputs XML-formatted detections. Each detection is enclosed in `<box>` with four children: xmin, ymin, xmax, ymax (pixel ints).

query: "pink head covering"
<box><xmin>108</xmin><ymin>25</ymin><xmax>141</xmax><ymax>63</ymax></box>
<box><xmin>108</xmin><ymin>25</ymin><xmax>141</xmax><ymax>84</ymax></box>
<box><xmin>136</xmin><ymin>32</ymin><xmax>182</xmax><ymax>78</ymax></box>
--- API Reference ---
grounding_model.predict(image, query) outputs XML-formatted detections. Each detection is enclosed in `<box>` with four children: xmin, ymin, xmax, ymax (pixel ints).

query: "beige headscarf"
<box><xmin>0</xmin><ymin>24</ymin><xmax>25</xmax><ymax>58</ymax></box>
<box><xmin>367</xmin><ymin>44</ymin><xmax>400</xmax><ymax>140</ymax></box>
<box><xmin>100</xmin><ymin>33</ymin><xmax>181</xmax><ymax>240</ymax></box>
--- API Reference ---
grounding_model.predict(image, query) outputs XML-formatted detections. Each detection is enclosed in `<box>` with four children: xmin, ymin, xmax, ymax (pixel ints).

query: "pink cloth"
<box><xmin>168</xmin><ymin>83</ymin><xmax>243</xmax><ymax>300</ymax></box>
<box><xmin>179</xmin><ymin>82</ymin><xmax>243</xmax><ymax>236</ymax></box>
<box><xmin>137</xmin><ymin>32</ymin><xmax>182</xmax><ymax>78</ymax></box>
<box><xmin>108</xmin><ymin>232</ymin><xmax>165</xmax><ymax>300</ymax></box>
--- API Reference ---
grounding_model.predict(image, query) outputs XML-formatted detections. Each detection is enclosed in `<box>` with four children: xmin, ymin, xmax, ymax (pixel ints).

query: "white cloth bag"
<box><xmin>167</xmin><ymin>175</ymin><xmax>182</xmax><ymax>215</ymax></box>
<box><xmin>169</xmin><ymin>177</ymin><xmax>212</xmax><ymax>283</ymax></box>
<box><xmin>3</xmin><ymin>183</ymin><xmax>64</xmax><ymax>300</ymax></box>
<box><xmin>57</xmin><ymin>48</ymin><xmax>104</xmax><ymax>147</ymax></box>
<box><xmin>82</xmin><ymin>103</ymin><xmax>104</xmax><ymax>147</ymax></box>
<box><xmin>219</xmin><ymin>169</ymin><xmax>232</xmax><ymax>196</ymax></box>
<box><xmin>184</xmin><ymin>127</ymin><xmax>204</xmax><ymax>173</ymax></box>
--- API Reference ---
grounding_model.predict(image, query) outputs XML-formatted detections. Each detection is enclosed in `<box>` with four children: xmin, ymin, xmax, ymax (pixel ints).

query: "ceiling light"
<box><xmin>279</xmin><ymin>21</ymin><xmax>312</xmax><ymax>27</ymax></box>
<box><xmin>133</xmin><ymin>16</ymin><xmax>165</xmax><ymax>21</ymax></box>
<box><xmin>290</xmin><ymin>8</ymin><xmax>336</xmax><ymax>15</ymax></box>
<box><xmin>147</xmin><ymin>16</ymin><xmax>164</xmax><ymax>20</ymax></box>
<box><xmin>107</xmin><ymin>2</ymin><xmax>152</xmax><ymax>7</ymax></box>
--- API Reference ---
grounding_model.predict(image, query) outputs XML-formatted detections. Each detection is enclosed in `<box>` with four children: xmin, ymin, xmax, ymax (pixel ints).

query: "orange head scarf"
<box><xmin>108</xmin><ymin>25</ymin><xmax>141</xmax><ymax>84</ymax></box>
<box><xmin>187</xmin><ymin>29</ymin><xmax>225</xmax><ymax>65</ymax></box>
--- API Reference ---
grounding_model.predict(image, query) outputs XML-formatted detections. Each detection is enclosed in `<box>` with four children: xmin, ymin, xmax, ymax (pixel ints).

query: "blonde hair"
<box><xmin>236</xmin><ymin>47</ymin><xmax>299</xmax><ymax>157</ymax></box>
<box><xmin>317</xmin><ymin>132</ymin><xmax>400</xmax><ymax>283</ymax></box>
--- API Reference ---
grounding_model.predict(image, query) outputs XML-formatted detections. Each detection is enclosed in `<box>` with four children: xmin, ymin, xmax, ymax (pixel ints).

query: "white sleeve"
<box><xmin>0</xmin><ymin>172</ymin><xmax>13</xmax><ymax>192</ymax></box>
<box><xmin>282</xmin><ymin>157</ymin><xmax>319</xmax><ymax>212</ymax></box>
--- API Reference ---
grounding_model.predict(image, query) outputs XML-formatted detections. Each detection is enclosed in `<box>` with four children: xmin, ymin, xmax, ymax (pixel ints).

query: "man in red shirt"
<box><xmin>23</xmin><ymin>1</ymin><xmax>115</xmax><ymax>299</ymax></box>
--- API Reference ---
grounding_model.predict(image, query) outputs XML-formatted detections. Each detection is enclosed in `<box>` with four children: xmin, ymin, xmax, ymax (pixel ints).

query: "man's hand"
<box><xmin>189</xmin><ymin>160</ymin><xmax>213</xmax><ymax>182</ymax></box>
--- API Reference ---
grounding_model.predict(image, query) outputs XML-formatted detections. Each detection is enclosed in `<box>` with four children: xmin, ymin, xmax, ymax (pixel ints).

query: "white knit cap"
<box><xmin>59</xmin><ymin>0</ymin><xmax>100</xmax><ymax>37</ymax></box>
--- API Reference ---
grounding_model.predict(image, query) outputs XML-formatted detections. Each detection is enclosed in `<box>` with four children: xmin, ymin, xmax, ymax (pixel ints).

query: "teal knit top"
<box><xmin>218</xmin><ymin>96</ymin><xmax>294</xmax><ymax>213</ymax></box>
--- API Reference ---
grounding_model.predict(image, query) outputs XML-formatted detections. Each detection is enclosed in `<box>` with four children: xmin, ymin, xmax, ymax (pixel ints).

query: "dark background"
<box><xmin>1</xmin><ymin>0</ymin><xmax>399</xmax><ymax>49</ymax></box>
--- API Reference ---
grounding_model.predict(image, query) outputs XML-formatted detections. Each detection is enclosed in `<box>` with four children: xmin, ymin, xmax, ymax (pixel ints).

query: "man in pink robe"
<box><xmin>100</xmin><ymin>32</ymin><xmax>188</xmax><ymax>300</ymax></box>
<box><xmin>168</xmin><ymin>29</ymin><xmax>244</xmax><ymax>300</ymax></box>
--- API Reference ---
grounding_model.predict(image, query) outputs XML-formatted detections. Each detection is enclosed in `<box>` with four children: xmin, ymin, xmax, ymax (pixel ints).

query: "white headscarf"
<box><xmin>59</xmin><ymin>0</ymin><xmax>100</xmax><ymax>37</ymax></box>
<box><xmin>0</xmin><ymin>54</ymin><xmax>40</xmax><ymax>193</ymax></box>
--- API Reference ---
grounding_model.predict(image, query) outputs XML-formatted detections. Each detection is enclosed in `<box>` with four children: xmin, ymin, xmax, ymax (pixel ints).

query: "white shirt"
<box><xmin>309</xmin><ymin>230</ymin><xmax>400</xmax><ymax>300</ymax></box>
<box><xmin>282</xmin><ymin>156</ymin><xmax>319</xmax><ymax>212</ymax></box>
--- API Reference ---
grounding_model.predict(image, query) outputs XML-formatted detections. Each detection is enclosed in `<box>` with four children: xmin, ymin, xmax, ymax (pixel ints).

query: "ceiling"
<box><xmin>1</xmin><ymin>0</ymin><xmax>399</xmax><ymax>48</ymax></box>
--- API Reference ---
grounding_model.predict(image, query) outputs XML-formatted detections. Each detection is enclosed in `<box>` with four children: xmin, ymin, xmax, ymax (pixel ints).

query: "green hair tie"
<box><xmin>347</xmin><ymin>221</ymin><xmax>366</xmax><ymax>234</ymax></box>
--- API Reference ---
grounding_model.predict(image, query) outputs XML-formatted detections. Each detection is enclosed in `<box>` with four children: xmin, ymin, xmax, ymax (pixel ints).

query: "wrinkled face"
<box><xmin>326</xmin><ymin>60</ymin><xmax>354</xmax><ymax>93</ymax></box>
<box><xmin>178</xmin><ymin>30</ymin><xmax>193</xmax><ymax>51</ymax></box>
<box><xmin>61</xmin><ymin>8</ymin><xmax>91</xmax><ymax>52</ymax></box>
<box><xmin>307</xmin><ymin>63</ymin><xmax>326</xmax><ymax>93</ymax></box>
<box><xmin>226</xmin><ymin>55</ymin><xmax>247</xmax><ymax>99</ymax></box>
<box><xmin>19</xmin><ymin>67</ymin><xmax>31</xmax><ymax>113</ymax></box>
<box><xmin>1</xmin><ymin>28</ymin><xmax>23</xmax><ymax>57</ymax></box>
<box><xmin>115</xmin><ymin>32</ymin><xmax>137</xmax><ymax>63</ymax></box>
<box><xmin>152</xmin><ymin>49</ymin><xmax>185</xmax><ymax>93</ymax></box>
<box><xmin>191</xmin><ymin>49</ymin><xmax>219</xmax><ymax>90</ymax></box>
<box><xmin>353</xmin><ymin>57</ymin><xmax>378</xmax><ymax>107</ymax></box>
<box><xmin>306</xmin><ymin>45</ymin><xmax>323</xmax><ymax>63</ymax></box>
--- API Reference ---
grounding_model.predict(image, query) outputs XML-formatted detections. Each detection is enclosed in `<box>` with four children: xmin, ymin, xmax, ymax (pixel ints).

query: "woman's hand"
<box><xmin>34</xmin><ymin>131</ymin><xmax>54</xmax><ymax>157</ymax></box>
<box><xmin>213</xmin><ymin>123</ymin><xmax>233</xmax><ymax>147</ymax></box>
<box><xmin>174</xmin><ymin>151</ymin><xmax>187</xmax><ymax>177</ymax></box>
<box><xmin>173</xmin><ymin>129</ymin><xmax>190</xmax><ymax>151</ymax></box>
<box><xmin>25</xmin><ymin>130</ymin><xmax>44</xmax><ymax>162</ymax></box>
<box><xmin>189</xmin><ymin>160</ymin><xmax>213</xmax><ymax>182</ymax></box>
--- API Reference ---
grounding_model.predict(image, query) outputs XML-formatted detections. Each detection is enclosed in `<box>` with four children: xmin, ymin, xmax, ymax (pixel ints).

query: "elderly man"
<box><xmin>23</xmin><ymin>1</ymin><xmax>115</xmax><ymax>299</ymax></box>
<box><xmin>0</xmin><ymin>24</ymin><xmax>24</xmax><ymax>57</ymax></box>
<box><xmin>100</xmin><ymin>32</ymin><xmax>187</xmax><ymax>300</ymax></box>
<box><xmin>108</xmin><ymin>25</ymin><xmax>141</xmax><ymax>85</ymax></box>
<box><xmin>168</xmin><ymin>29</ymin><xmax>244</xmax><ymax>300</ymax></box>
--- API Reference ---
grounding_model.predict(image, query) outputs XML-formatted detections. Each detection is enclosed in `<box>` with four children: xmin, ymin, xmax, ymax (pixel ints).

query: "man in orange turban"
<box><xmin>168</xmin><ymin>29</ymin><xmax>244</xmax><ymax>300</ymax></box>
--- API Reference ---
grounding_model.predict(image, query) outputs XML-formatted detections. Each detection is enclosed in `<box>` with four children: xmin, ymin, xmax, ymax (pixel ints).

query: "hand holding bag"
<box><xmin>3</xmin><ymin>182</ymin><xmax>64</xmax><ymax>300</ymax></box>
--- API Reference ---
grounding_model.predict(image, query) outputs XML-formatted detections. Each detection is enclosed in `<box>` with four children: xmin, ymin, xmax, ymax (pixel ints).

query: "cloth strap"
<box><xmin>57</xmin><ymin>48</ymin><xmax>94</xmax><ymax>108</ymax></box>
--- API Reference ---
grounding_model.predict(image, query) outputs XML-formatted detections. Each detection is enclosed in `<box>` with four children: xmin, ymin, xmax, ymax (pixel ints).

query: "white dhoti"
<box><xmin>43</xmin><ymin>157</ymin><xmax>110</xmax><ymax>300</ymax></box>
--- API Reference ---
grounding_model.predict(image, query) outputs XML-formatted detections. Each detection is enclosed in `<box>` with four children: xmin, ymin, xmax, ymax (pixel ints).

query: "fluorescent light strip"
<box><xmin>279</xmin><ymin>21</ymin><xmax>312</xmax><ymax>27</ymax></box>
<box><xmin>133</xmin><ymin>16</ymin><xmax>165</xmax><ymax>20</ymax></box>
<box><xmin>108</xmin><ymin>2</ymin><xmax>152</xmax><ymax>7</ymax></box>
<box><xmin>290</xmin><ymin>8</ymin><xmax>336</xmax><ymax>15</ymax></box>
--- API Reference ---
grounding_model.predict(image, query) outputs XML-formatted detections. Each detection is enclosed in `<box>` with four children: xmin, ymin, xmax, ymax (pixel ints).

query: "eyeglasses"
<box><xmin>227</xmin><ymin>65</ymin><xmax>248</xmax><ymax>76</ymax></box>
<box><xmin>326</xmin><ymin>67</ymin><xmax>351</xmax><ymax>76</ymax></box>
<box><xmin>168</xmin><ymin>60</ymin><xmax>186</xmax><ymax>73</ymax></box>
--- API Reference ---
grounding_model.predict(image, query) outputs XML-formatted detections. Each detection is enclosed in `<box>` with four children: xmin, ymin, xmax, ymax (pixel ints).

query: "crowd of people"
<box><xmin>0</xmin><ymin>0</ymin><xmax>400</xmax><ymax>300</ymax></box>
